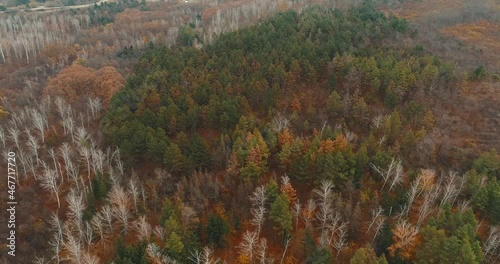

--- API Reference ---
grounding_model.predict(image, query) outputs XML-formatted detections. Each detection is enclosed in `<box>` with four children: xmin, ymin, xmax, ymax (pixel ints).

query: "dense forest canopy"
<box><xmin>98</xmin><ymin>2</ymin><xmax>499</xmax><ymax>262</ymax></box>
<box><xmin>104</xmin><ymin>2</ymin><xmax>413</xmax><ymax>168</ymax></box>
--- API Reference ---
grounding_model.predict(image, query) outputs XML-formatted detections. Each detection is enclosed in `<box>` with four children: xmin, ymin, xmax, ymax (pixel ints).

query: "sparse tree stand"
<box><xmin>15</xmin><ymin>0</ymin><xmax>30</xmax><ymax>6</ymax></box>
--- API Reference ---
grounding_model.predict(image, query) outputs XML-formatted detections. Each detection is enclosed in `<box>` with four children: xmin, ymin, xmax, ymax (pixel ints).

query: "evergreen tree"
<box><xmin>351</xmin><ymin>245</ymin><xmax>388</xmax><ymax>264</ymax></box>
<box><xmin>472</xmin><ymin>149</ymin><xmax>500</xmax><ymax>179</ymax></box>
<box><xmin>188</xmin><ymin>134</ymin><xmax>212</xmax><ymax>170</ymax></box>
<box><xmin>270</xmin><ymin>193</ymin><xmax>293</xmax><ymax>236</ymax></box>
<box><xmin>164</xmin><ymin>143</ymin><xmax>185</xmax><ymax>173</ymax></box>
<box><xmin>265</xmin><ymin>179</ymin><xmax>280</xmax><ymax>204</ymax></box>
<box><xmin>206</xmin><ymin>215</ymin><xmax>229</xmax><ymax>248</ymax></box>
<box><xmin>165</xmin><ymin>232</ymin><xmax>184</xmax><ymax>258</ymax></box>
<box><xmin>416</xmin><ymin>205</ymin><xmax>483</xmax><ymax>263</ymax></box>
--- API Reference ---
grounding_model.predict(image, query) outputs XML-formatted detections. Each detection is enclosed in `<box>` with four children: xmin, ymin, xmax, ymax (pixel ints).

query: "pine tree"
<box><xmin>164</xmin><ymin>143</ymin><xmax>185</xmax><ymax>173</ymax></box>
<box><xmin>165</xmin><ymin>232</ymin><xmax>184</xmax><ymax>257</ymax></box>
<box><xmin>350</xmin><ymin>245</ymin><xmax>388</xmax><ymax>264</ymax></box>
<box><xmin>270</xmin><ymin>193</ymin><xmax>293</xmax><ymax>236</ymax></box>
<box><xmin>265</xmin><ymin>179</ymin><xmax>280</xmax><ymax>204</ymax></box>
<box><xmin>206</xmin><ymin>215</ymin><xmax>229</xmax><ymax>248</ymax></box>
<box><xmin>189</xmin><ymin>134</ymin><xmax>212</xmax><ymax>170</ymax></box>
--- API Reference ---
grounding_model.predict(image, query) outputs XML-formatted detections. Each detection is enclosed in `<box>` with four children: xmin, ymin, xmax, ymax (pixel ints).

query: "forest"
<box><xmin>0</xmin><ymin>0</ymin><xmax>499</xmax><ymax>263</ymax></box>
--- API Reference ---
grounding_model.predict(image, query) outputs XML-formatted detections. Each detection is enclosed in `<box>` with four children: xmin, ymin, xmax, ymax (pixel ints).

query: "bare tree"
<box><xmin>99</xmin><ymin>204</ymin><xmax>114</xmax><ymax>233</ymax></box>
<box><xmin>81</xmin><ymin>252</ymin><xmax>100</xmax><ymax>264</ymax></box>
<box><xmin>40</xmin><ymin>164</ymin><xmax>61</xmax><ymax>208</ymax></box>
<box><xmin>79</xmin><ymin>145</ymin><xmax>92</xmax><ymax>191</ymax></box>
<box><xmin>91</xmin><ymin>148</ymin><xmax>105</xmax><ymax>176</ymax></box>
<box><xmin>8</xmin><ymin>126</ymin><xmax>21</xmax><ymax>150</ymax></box>
<box><xmin>271</xmin><ymin>112</ymin><xmax>290</xmax><ymax>132</ymax></box>
<box><xmin>141</xmin><ymin>185</ymin><xmax>147</xmax><ymax>210</ymax></box>
<box><xmin>154</xmin><ymin>226</ymin><xmax>165</xmax><ymax>242</ymax></box>
<box><xmin>87</xmin><ymin>97</ymin><xmax>102</xmax><ymax>119</ymax></box>
<box><xmin>112</xmin><ymin>148</ymin><xmax>124</xmax><ymax>178</ymax></box>
<box><xmin>25</xmin><ymin>129</ymin><xmax>40</xmax><ymax>163</ymax></box>
<box><xmin>39</xmin><ymin>95</ymin><xmax>52</xmax><ymax>117</ymax></box>
<box><xmin>302</xmin><ymin>199</ymin><xmax>316</xmax><ymax>229</ymax></box>
<box><xmin>371</xmin><ymin>115</ymin><xmax>384</xmax><ymax>130</ymax></box>
<box><xmin>55</xmin><ymin>97</ymin><xmax>68</xmax><ymax>121</ymax></box>
<box><xmin>405</xmin><ymin>176</ymin><xmax>422</xmax><ymax>217</ymax></box>
<box><xmin>0</xmin><ymin>127</ymin><xmax>6</xmax><ymax>148</ymax></box>
<box><xmin>91</xmin><ymin>214</ymin><xmax>105</xmax><ymax>244</ymax></box>
<box><xmin>201</xmin><ymin>247</ymin><xmax>219</xmax><ymax>264</ymax></box>
<box><xmin>189</xmin><ymin>248</ymin><xmax>202</xmax><ymax>264</ymax></box>
<box><xmin>128</xmin><ymin>177</ymin><xmax>140</xmax><ymax>213</ymax></box>
<box><xmin>333</xmin><ymin>222</ymin><xmax>348</xmax><ymax>257</ymax></box>
<box><xmin>62</xmin><ymin>112</ymin><xmax>76</xmax><ymax>140</ymax></box>
<box><xmin>75</xmin><ymin>127</ymin><xmax>89</xmax><ymax>146</ymax></box>
<box><xmin>83</xmin><ymin>222</ymin><xmax>94</xmax><ymax>249</ymax></box>
<box><xmin>15</xmin><ymin>147</ymin><xmax>29</xmax><ymax>180</ymax></box>
<box><xmin>250</xmin><ymin>186</ymin><xmax>267</xmax><ymax>237</ymax></box>
<box><xmin>238</xmin><ymin>230</ymin><xmax>258</xmax><ymax>262</ymax></box>
<box><xmin>389</xmin><ymin>160</ymin><xmax>404</xmax><ymax>191</ymax></box>
<box><xmin>31</xmin><ymin>108</ymin><xmax>47</xmax><ymax>143</ymax></box>
<box><xmin>49</xmin><ymin>213</ymin><xmax>64</xmax><ymax>264</ymax></box>
<box><xmin>66</xmin><ymin>189</ymin><xmax>86</xmax><ymax>239</ymax></box>
<box><xmin>62</xmin><ymin>226</ymin><xmax>82</xmax><ymax>264</ymax></box>
<box><xmin>108</xmin><ymin>185</ymin><xmax>131</xmax><ymax>232</ymax></box>
<box><xmin>366</xmin><ymin>207</ymin><xmax>384</xmax><ymax>235</ymax></box>
<box><xmin>439</xmin><ymin>171</ymin><xmax>464</xmax><ymax>207</ymax></box>
<box><xmin>48</xmin><ymin>232</ymin><xmax>63</xmax><ymax>264</ymax></box>
<box><xmin>147</xmin><ymin>243</ymin><xmax>178</xmax><ymax>264</ymax></box>
<box><xmin>49</xmin><ymin>213</ymin><xmax>64</xmax><ymax>241</ymax></box>
<box><xmin>483</xmin><ymin>226</ymin><xmax>500</xmax><ymax>264</ymax></box>
<box><xmin>372</xmin><ymin>216</ymin><xmax>386</xmax><ymax>242</ymax></box>
<box><xmin>250</xmin><ymin>186</ymin><xmax>267</xmax><ymax>208</ymax></box>
<box><xmin>371</xmin><ymin>157</ymin><xmax>403</xmax><ymax>191</ymax></box>
<box><xmin>327</xmin><ymin>213</ymin><xmax>342</xmax><ymax>248</ymax></box>
<box><xmin>33</xmin><ymin>256</ymin><xmax>48</xmax><ymax>264</ymax></box>
<box><xmin>314</xmin><ymin>180</ymin><xmax>334</xmax><ymax>248</ymax></box>
<box><xmin>388</xmin><ymin>220</ymin><xmax>419</xmax><ymax>257</ymax></box>
<box><xmin>292</xmin><ymin>199</ymin><xmax>301</xmax><ymax>230</ymax></box>
<box><xmin>344</xmin><ymin>130</ymin><xmax>357</xmax><ymax>144</ymax></box>
<box><xmin>417</xmin><ymin>185</ymin><xmax>439</xmax><ymax>228</ymax></box>
<box><xmin>256</xmin><ymin>238</ymin><xmax>273</xmax><ymax>264</ymax></box>
<box><xmin>47</xmin><ymin>148</ymin><xmax>61</xmax><ymax>182</ymax></box>
<box><xmin>59</xmin><ymin>142</ymin><xmax>73</xmax><ymax>181</ymax></box>
<box><xmin>59</xmin><ymin>142</ymin><xmax>83</xmax><ymax>192</ymax></box>
<box><xmin>24</xmin><ymin>153</ymin><xmax>37</xmax><ymax>180</ymax></box>
<box><xmin>457</xmin><ymin>200</ymin><xmax>471</xmax><ymax>212</ymax></box>
<box><xmin>279</xmin><ymin>236</ymin><xmax>291</xmax><ymax>264</ymax></box>
<box><xmin>134</xmin><ymin>216</ymin><xmax>152</xmax><ymax>241</ymax></box>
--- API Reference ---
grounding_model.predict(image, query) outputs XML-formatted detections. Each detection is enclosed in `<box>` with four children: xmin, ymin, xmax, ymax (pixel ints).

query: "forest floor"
<box><xmin>382</xmin><ymin>0</ymin><xmax>500</xmax><ymax>165</ymax></box>
<box><xmin>441</xmin><ymin>20</ymin><xmax>500</xmax><ymax>70</ymax></box>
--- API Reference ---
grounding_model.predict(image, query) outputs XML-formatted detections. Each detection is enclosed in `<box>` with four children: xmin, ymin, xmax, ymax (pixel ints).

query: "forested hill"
<box><xmin>103</xmin><ymin>2</ymin><xmax>412</xmax><ymax>167</ymax></box>
<box><xmin>93</xmin><ymin>2</ymin><xmax>500</xmax><ymax>263</ymax></box>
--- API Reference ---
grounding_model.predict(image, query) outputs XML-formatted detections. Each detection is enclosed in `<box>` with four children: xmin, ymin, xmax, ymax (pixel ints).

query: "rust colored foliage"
<box><xmin>388</xmin><ymin>220</ymin><xmax>420</xmax><ymax>260</ymax></box>
<box><xmin>44</xmin><ymin>63</ymin><xmax>125</xmax><ymax>106</ymax></box>
<box><xmin>278</xmin><ymin>128</ymin><xmax>293</xmax><ymax>146</ymax></box>
<box><xmin>40</xmin><ymin>42</ymin><xmax>79</xmax><ymax>67</ymax></box>
<box><xmin>318</xmin><ymin>134</ymin><xmax>349</xmax><ymax>154</ymax></box>
<box><xmin>280</xmin><ymin>182</ymin><xmax>297</xmax><ymax>206</ymax></box>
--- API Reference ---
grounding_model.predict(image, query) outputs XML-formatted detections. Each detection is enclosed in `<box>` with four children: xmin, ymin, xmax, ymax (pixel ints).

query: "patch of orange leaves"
<box><xmin>441</xmin><ymin>20</ymin><xmax>500</xmax><ymax>51</ymax></box>
<box><xmin>380</xmin><ymin>0</ymin><xmax>466</xmax><ymax>20</ymax></box>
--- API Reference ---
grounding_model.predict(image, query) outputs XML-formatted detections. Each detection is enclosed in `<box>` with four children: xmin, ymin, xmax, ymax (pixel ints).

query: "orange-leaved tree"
<box><xmin>44</xmin><ymin>63</ymin><xmax>124</xmax><ymax>106</ymax></box>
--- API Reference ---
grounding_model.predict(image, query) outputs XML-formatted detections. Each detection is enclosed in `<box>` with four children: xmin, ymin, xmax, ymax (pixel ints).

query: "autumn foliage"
<box><xmin>44</xmin><ymin>63</ymin><xmax>125</xmax><ymax>105</ymax></box>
